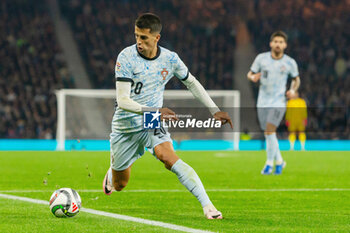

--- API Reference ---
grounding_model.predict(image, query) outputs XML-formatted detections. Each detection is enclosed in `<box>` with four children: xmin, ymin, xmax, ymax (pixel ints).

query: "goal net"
<box><xmin>55</xmin><ymin>89</ymin><xmax>240</xmax><ymax>150</ymax></box>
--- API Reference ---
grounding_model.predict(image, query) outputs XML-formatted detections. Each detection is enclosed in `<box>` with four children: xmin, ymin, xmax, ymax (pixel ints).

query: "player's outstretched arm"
<box><xmin>247</xmin><ymin>71</ymin><xmax>261</xmax><ymax>83</ymax></box>
<box><xmin>181</xmin><ymin>73</ymin><xmax>233</xmax><ymax>128</ymax></box>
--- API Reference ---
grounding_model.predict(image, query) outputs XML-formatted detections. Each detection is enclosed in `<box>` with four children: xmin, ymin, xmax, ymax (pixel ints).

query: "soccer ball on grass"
<box><xmin>49</xmin><ymin>188</ymin><xmax>81</xmax><ymax>217</ymax></box>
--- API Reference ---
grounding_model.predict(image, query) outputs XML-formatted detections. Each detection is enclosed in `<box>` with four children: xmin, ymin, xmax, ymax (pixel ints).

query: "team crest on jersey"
<box><xmin>280</xmin><ymin>65</ymin><xmax>286</xmax><ymax>72</ymax></box>
<box><xmin>116</xmin><ymin>62</ymin><xmax>121</xmax><ymax>72</ymax></box>
<box><xmin>161</xmin><ymin>68</ymin><xmax>168</xmax><ymax>80</ymax></box>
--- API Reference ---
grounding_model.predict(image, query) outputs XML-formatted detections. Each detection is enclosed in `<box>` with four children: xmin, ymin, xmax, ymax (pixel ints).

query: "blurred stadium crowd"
<box><xmin>1</xmin><ymin>0</ymin><xmax>349</xmax><ymax>139</ymax></box>
<box><xmin>59</xmin><ymin>0</ymin><xmax>237</xmax><ymax>89</ymax></box>
<box><xmin>0</xmin><ymin>1</ymin><xmax>74</xmax><ymax>139</ymax></box>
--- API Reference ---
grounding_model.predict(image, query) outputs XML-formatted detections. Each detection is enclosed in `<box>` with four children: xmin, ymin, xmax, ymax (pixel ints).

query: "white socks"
<box><xmin>275</xmin><ymin>149</ymin><xmax>283</xmax><ymax>165</ymax></box>
<box><xmin>265</xmin><ymin>133</ymin><xmax>283</xmax><ymax>165</ymax></box>
<box><xmin>171</xmin><ymin>159</ymin><xmax>212</xmax><ymax>207</ymax></box>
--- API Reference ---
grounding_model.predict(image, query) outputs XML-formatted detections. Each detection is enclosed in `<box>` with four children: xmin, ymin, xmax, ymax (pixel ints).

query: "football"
<box><xmin>49</xmin><ymin>188</ymin><xmax>82</xmax><ymax>217</ymax></box>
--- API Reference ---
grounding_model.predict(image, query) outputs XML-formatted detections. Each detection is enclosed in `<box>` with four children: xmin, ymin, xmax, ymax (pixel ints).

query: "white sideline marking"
<box><xmin>0</xmin><ymin>193</ymin><xmax>213</xmax><ymax>233</ymax></box>
<box><xmin>1</xmin><ymin>188</ymin><xmax>350</xmax><ymax>193</ymax></box>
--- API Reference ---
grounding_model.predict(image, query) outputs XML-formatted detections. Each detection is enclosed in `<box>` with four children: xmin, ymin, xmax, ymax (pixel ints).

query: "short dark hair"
<box><xmin>135</xmin><ymin>13</ymin><xmax>162</xmax><ymax>33</ymax></box>
<box><xmin>270</xmin><ymin>30</ymin><xmax>288</xmax><ymax>42</ymax></box>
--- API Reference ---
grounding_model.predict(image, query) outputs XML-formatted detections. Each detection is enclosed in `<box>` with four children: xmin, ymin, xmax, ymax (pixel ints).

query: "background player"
<box><xmin>103</xmin><ymin>13</ymin><xmax>233</xmax><ymax>219</ymax></box>
<box><xmin>285</xmin><ymin>91</ymin><xmax>307</xmax><ymax>150</ymax></box>
<box><xmin>247</xmin><ymin>30</ymin><xmax>300</xmax><ymax>175</ymax></box>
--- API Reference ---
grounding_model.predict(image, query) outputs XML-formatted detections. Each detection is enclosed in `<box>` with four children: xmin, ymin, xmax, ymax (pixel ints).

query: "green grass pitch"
<box><xmin>0</xmin><ymin>151</ymin><xmax>350</xmax><ymax>232</ymax></box>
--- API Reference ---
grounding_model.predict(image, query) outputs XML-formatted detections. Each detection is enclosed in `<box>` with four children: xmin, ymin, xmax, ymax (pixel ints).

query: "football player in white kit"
<box><xmin>103</xmin><ymin>13</ymin><xmax>233</xmax><ymax>219</ymax></box>
<box><xmin>247</xmin><ymin>31</ymin><xmax>300</xmax><ymax>175</ymax></box>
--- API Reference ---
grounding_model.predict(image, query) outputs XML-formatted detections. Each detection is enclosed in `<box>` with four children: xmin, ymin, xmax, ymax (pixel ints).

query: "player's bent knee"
<box><xmin>112</xmin><ymin>175</ymin><xmax>128</xmax><ymax>191</ymax></box>
<box><xmin>265</xmin><ymin>123</ymin><xmax>277</xmax><ymax>134</ymax></box>
<box><xmin>115</xmin><ymin>185</ymin><xmax>125</xmax><ymax>192</ymax></box>
<box><xmin>113</xmin><ymin>180</ymin><xmax>127</xmax><ymax>191</ymax></box>
<box><xmin>111</xmin><ymin>167</ymin><xmax>131</xmax><ymax>191</ymax></box>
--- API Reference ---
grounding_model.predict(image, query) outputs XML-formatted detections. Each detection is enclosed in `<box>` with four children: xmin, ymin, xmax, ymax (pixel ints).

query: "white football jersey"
<box><xmin>250</xmin><ymin>52</ymin><xmax>299</xmax><ymax>107</ymax></box>
<box><xmin>113</xmin><ymin>44</ymin><xmax>188</xmax><ymax>133</ymax></box>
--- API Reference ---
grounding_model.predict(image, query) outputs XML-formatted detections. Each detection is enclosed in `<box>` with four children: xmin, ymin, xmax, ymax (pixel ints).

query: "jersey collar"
<box><xmin>136</xmin><ymin>45</ymin><xmax>161</xmax><ymax>60</ymax></box>
<box><xmin>270</xmin><ymin>51</ymin><xmax>285</xmax><ymax>60</ymax></box>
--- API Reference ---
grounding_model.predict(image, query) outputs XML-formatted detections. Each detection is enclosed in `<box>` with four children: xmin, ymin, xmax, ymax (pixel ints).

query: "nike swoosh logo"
<box><xmin>133</xmin><ymin>71</ymin><xmax>142</xmax><ymax>75</ymax></box>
